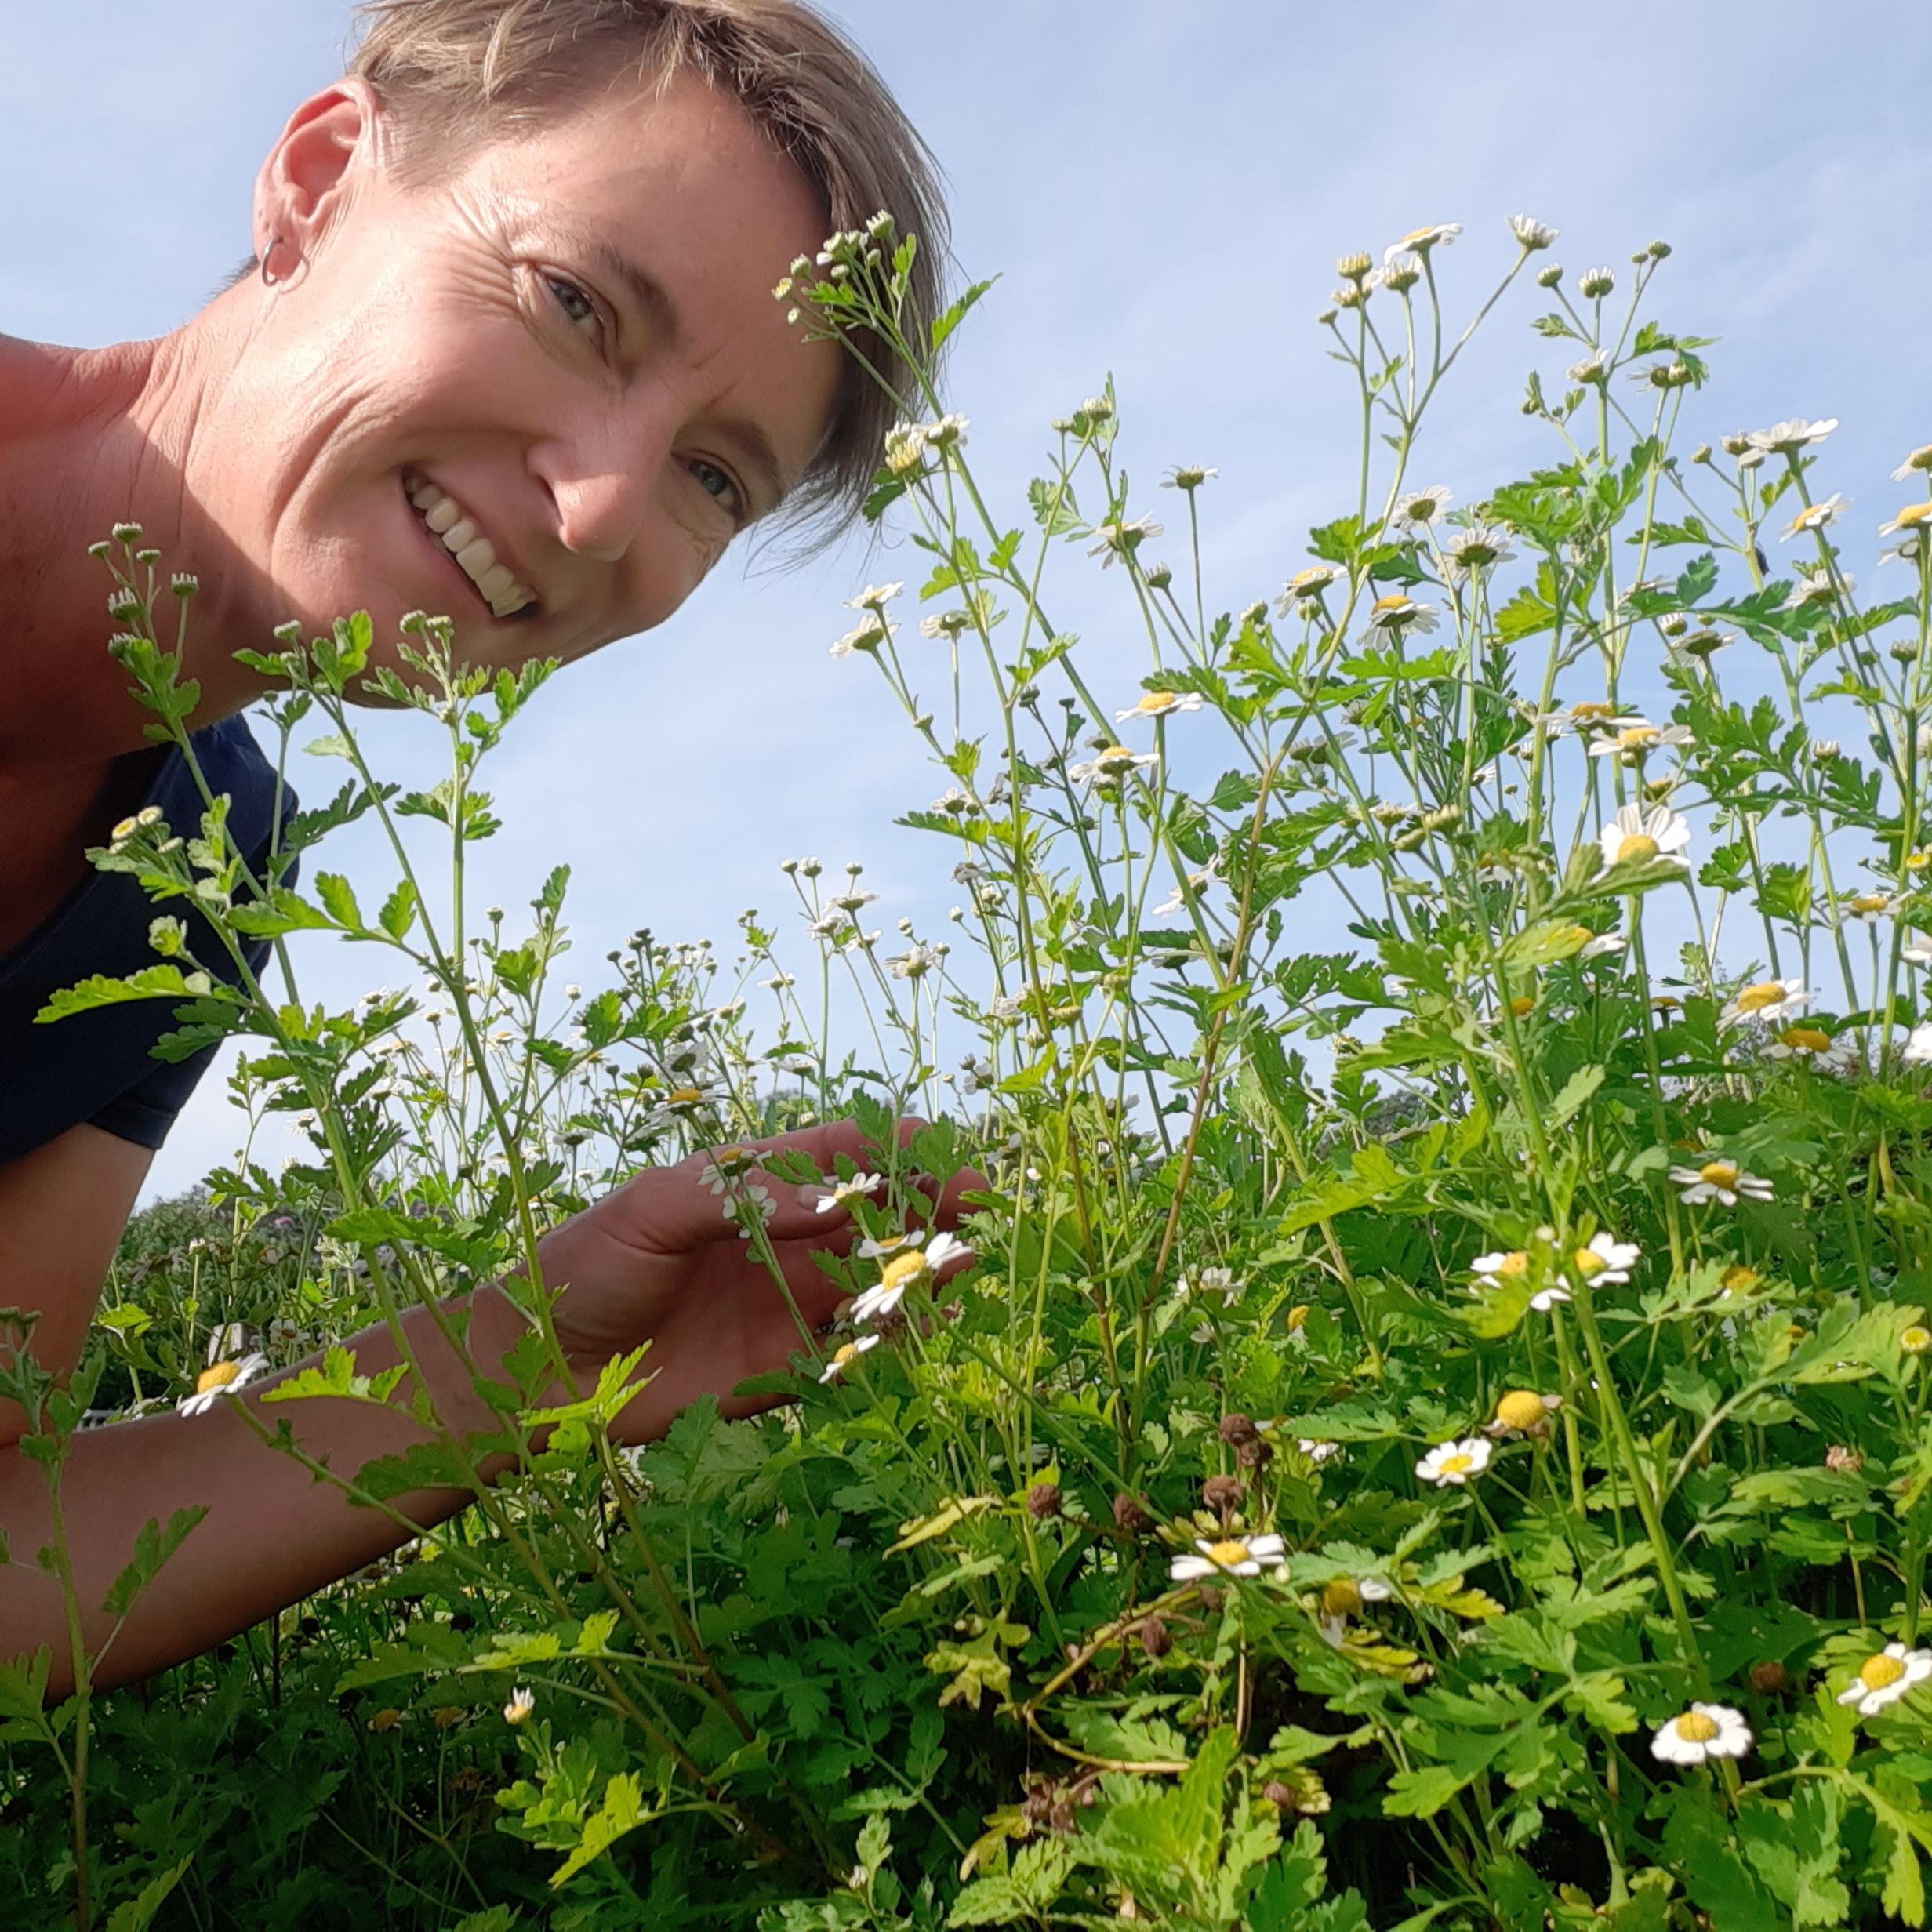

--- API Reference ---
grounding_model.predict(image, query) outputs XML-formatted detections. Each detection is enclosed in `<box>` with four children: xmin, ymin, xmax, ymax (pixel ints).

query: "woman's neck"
<box><xmin>0</xmin><ymin>325</ymin><xmax>269</xmax><ymax>768</ymax></box>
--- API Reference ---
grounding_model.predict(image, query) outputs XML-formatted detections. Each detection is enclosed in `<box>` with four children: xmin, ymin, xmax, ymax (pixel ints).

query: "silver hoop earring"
<box><xmin>260</xmin><ymin>238</ymin><xmax>284</xmax><ymax>287</ymax></box>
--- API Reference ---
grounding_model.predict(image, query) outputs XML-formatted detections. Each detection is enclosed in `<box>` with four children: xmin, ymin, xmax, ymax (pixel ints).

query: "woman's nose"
<box><xmin>537</xmin><ymin>404</ymin><xmax>669</xmax><ymax>563</ymax></box>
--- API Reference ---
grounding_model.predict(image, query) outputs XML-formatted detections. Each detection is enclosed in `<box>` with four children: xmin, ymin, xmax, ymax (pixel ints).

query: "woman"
<box><xmin>0</xmin><ymin>0</ymin><xmax>971</xmax><ymax>1694</ymax></box>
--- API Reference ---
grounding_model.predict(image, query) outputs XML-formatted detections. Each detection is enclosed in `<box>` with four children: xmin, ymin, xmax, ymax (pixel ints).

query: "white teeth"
<box><xmin>405</xmin><ymin>473</ymin><xmax>536</xmax><ymax>617</ymax></box>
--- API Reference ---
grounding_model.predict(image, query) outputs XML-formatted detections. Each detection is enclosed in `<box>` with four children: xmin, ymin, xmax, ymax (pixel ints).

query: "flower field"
<box><xmin>13</xmin><ymin>212</ymin><xmax>1932</xmax><ymax>1929</ymax></box>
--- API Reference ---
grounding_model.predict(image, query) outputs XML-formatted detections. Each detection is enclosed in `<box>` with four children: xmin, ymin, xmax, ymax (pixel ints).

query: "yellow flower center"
<box><xmin>1616</xmin><ymin>725</ymin><xmax>1661</xmax><ymax>750</ymax></box>
<box><xmin>1438</xmin><ymin>1452</ymin><xmax>1474</xmax><ymax>1476</ymax></box>
<box><xmin>1734</xmin><ymin>981</ymin><xmax>1787</xmax><ymax>1013</ymax></box>
<box><xmin>1494</xmin><ymin>1390</ymin><xmax>1549</xmax><ymax>1432</ymax></box>
<box><xmin>1574</xmin><ymin>1247</ymin><xmax>1607</xmax><ymax>1277</ymax></box>
<box><xmin>1615</xmin><ymin>833</ymin><xmax>1659</xmax><ymax>862</ymax></box>
<box><xmin>1898</xmin><ymin>503</ymin><xmax>1932</xmax><ymax>528</ymax></box>
<box><xmin>1291</xmin><ymin>568</ymin><xmax>1332</xmax><ymax>591</ymax></box>
<box><xmin>1673</xmin><ymin>1710</ymin><xmax>1720</xmax><ymax>1743</ymax></box>
<box><xmin>1651</xmin><ymin>995</ymin><xmax>1683</xmax><ymax>1012</ymax></box>
<box><xmin>1698</xmin><ymin>1161</ymin><xmax>1741</xmax><ymax>1188</ymax></box>
<box><xmin>1720</xmin><ymin>1266</ymin><xmax>1761</xmax><ymax>1294</ymax></box>
<box><xmin>1912</xmin><ymin>852</ymin><xmax>1932</xmax><ymax>873</ymax></box>
<box><xmin>1205</xmin><ymin>1538</ymin><xmax>1252</xmax><ymax>1567</ymax></box>
<box><xmin>666</xmin><ymin>1086</ymin><xmax>703</xmax><ymax>1106</ymax></box>
<box><xmin>830</xmin><ymin>1343</ymin><xmax>859</xmax><ymax>1370</ymax></box>
<box><xmin>1509</xmin><ymin>996</ymin><xmax>1535</xmax><ymax>1019</ymax></box>
<box><xmin>1861</xmin><ymin>1653</ymin><xmax>1908</xmax><ymax>1690</ymax></box>
<box><xmin>196</xmin><ymin>1360</ymin><xmax>242</xmax><ymax>1394</ymax></box>
<box><xmin>1136</xmin><ymin>692</ymin><xmax>1178</xmax><ymax>714</ymax></box>
<box><xmin>1285</xmin><ymin>1304</ymin><xmax>1310</xmax><ymax>1333</ymax></box>
<box><xmin>1402</xmin><ymin>226</ymin><xmax>1444</xmax><ymax>246</ymax></box>
<box><xmin>1780</xmin><ymin>1026</ymin><xmax>1831</xmax><ymax>1054</ymax></box>
<box><xmin>1320</xmin><ymin>1579</ymin><xmax>1364</xmax><ymax>1618</ymax></box>
<box><xmin>1372</xmin><ymin>594</ymin><xmax>1413</xmax><ymax>614</ymax></box>
<box><xmin>1491</xmin><ymin>1251</ymin><xmax>1528</xmax><ymax>1277</ymax></box>
<box><xmin>1096</xmin><ymin>744</ymin><xmax>1134</xmax><ymax>764</ymax></box>
<box><xmin>1571</xmin><ymin>702</ymin><xmax>1616</xmax><ymax>721</ymax></box>
<box><xmin>1560</xmin><ymin>925</ymin><xmax>1594</xmax><ymax>947</ymax></box>
<box><xmin>1903</xmin><ymin>1326</ymin><xmax>1932</xmax><ymax>1355</ymax></box>
<box><xmin>880</xmin><ymin>1251</ymin><xmax>930</xmax><ymax>1292</ymax></box>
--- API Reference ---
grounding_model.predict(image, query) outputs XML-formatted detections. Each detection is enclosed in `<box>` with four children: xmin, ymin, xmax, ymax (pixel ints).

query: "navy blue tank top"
<box><xmin>0</xmin><ymin>714</ymin><xmax>296</xmax><ymax>1163</ymax></box>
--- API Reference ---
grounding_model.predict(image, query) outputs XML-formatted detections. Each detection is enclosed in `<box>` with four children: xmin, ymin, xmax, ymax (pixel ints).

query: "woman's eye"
<box><xmin>543</xmin><ymin>274</ymin><xmax>601</xmax><ymax>341</ymax></box>
<box><xmin>688</xmin><ymin>459</ymin><xmax>745</xmax><ymax>518</ymax></box>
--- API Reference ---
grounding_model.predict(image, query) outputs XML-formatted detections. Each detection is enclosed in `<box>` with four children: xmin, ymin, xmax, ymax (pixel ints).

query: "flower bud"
<box><xmin>1218</xmin><ymin>1412</ymin><xmax>1258</xmax><ymax>1446</ymax></box>
<box><xmin>1138</xmin><ymin>1615</ymin><xmax>1171</xmax><ymax>1658</ymax></box>
<box><xmin>1112</xmin><ymin>1493</ymin><xmax>1150</xmax><ymax>1534</ymax></box>
<box><xmin>1262</xmin><ymin>1780</ymin><xmax>1298</xmax><ymax>1810</ymax></box>
<box><xmin>1748</xmin><ymin>1659</ymin><xmax>1790</xmax><ymax>1694</ymax></box>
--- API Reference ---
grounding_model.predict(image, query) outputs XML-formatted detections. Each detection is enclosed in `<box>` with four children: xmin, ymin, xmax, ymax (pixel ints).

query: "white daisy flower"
<box><xmin>1114</xmin><ymin>689</ymin><xmax>1205</xmax><ymax>722</ymax></box>
<box><xmin>1837</xmin><ymin>1643</ymin><xmax>1932</xmax><ymax>1717</ymax></box>
<box><xmin>888</xmin><ymin>943</ymin><xmax>945</xmax><ymax>980</ymax></box>
<box><xmin>1718</xmin><ymin>977</ymin><xmax>1810</xmax><ymax>1029</ymax></box>
<box><xmin>829</xmin><ymin>616</ymin><xmax>896</xmax><ymax>658</ymax></box>
<box><xmin>1508</xmin><ymin>214</ymin><xmax>1557</xmax><ymax>250</ymax></box>
<box><xmin>1391</xmin><ymin>485</ymin><xmax>1453</xmax><ymax>530</ymax></box>
<box><xmin>1067</xmin><ymin>745</ymin><xmax>1160</xmax><ymax>784</ymax></box>
<box><xmin>1528</xmin><ymin>1284</ymin><xmax>1573</xmax><ymax>1311</ymax></box>
<box><xmin>1905</xmin><ymin>938</ymin><xmax>1932</xmax><ymax>967</ymax></box>
<box><xmin>813</xmin><ymin>1171</ymin><xmax>884</xmax><ymax>1212</ymax></box>
<box><xmin>1763</xmin><ymin>1023</ymin><xmax>1858</xmax><ymax>1072</ymax></box>
<box><xmin>1892</xmin><ymin>445</ymin><xmax>1932</xmax><ymax>483</ymax></box>
<box><xmin>1297</xmin><ymin>1439</ymin><xmax>1342</xmax><ymax>1463</ymax></box>
<box><xmin>1579</xmin><ymin>933</ymin><xmax>1627</xmax><ymax>961</ymax></box>
<box><xmin>1878</xmin><ymin>503</ymin><xmax>1932</xmax><ymax>539</ymax></box>
<box><xmin>921</xmin><ymin>608</ymin><xmax>975</xmax><ymax>641</ymax></box>
<box><xmin>1151</xmin><ymin>859</ymin><xmax>1220</xmax><ymax>920</ymax></box>
<box><xmin>816</xmin><ymin>1334</ymin><xmax>882</xmax><ymax>1385</ymax></box>
<box><xmin>844</xmin><ymin>583</ymin><xmax>903</xmax><ymax>613</ymax></box>
<box><xmin>1365</xmin><ymin>592</ymin><xmax>1440</xmax><ymax>636</ymax></box>
<box><xmin>1882</xmin><ymin>534</ymin><xmax>1927</xmax><ymax>565</ymax></box>
<box><xmin>178</xmin><ymin>1351</ymin><xmax>271</xmax><ymax>1417</ymax></box>
<box><xmin>1385</xmin><ymin>223</ymin><xmax>1461</xmax><ymax>263</ymax></box>
<box><xmin>1088</xmin><ymin>517</ymin><xmax>1164</xmax><ymax>567</ymax></box>
<box><xmin>1442</xmin><ymin>527</ymin><xmax>1517</xmax><ymax>576</ymax></box>
<box><xmin>1668</xmin><ymin>1159</ymin><xmax>1775</xmax><ymax>1207</ymax></box>
<box><xmin>1844</xmin><ymin>892</ymin><xmax>1894</xmax><ymax>924</ymax></box>
<box><xmin>1586</xmin><ymin>718</ymin><xmax>1696</xmax><ymax>761</ymax></box>
<box><xmin>1651</xmin><ymin>1703</ymin><xmax>1752</xmax><ymax>1766</ymax></box>
<box><xmin>1169</xmin><ymin>1531</ymin><xmax>1287</xmax><ymax>1582</ymax></box>
<box><xmin>1316</xmin><ymin>1574</ymin><xmax>1395</xmax><ymax>1645</ymax></box>
<box><xmin>1469</xmin><ymin>1248</ymin><xmax>1530</xmax><ymax>1289</ymax></box>
<box><xmin>1785</xmin><ymin>566</ymin><xmax>1844</xmax><ymax>608</ymax></box>
<box><xmin>1903</xmin><ymin>1022</ymin><xmax>1932</xmax><ymax>1066</ymax></box>
<box><xmin>1415</xmin><ymin>1437</ymin><xmax>1492</xmax><ymax>1487</ymax></box>
<box><xmin>1276</xmin><ymin>565</ymin><xmax>1338</xmax><ymax>612</ymax></box>
<box><xmin>503</xmin><ymin>1687</ymin><xmax>536</xmax><ymax>1724</ymax></box>
<box><xmin>1780</xmin><ymin>493</ymin><xmax>1848</xmax><ymax>540</ymax></box>
<box><xmin>1747</xmin><ymin>418</ymin><xmax>1838</xmax><ymax>456</ymax></box>
<box><xmin>1538</xmin><ymin>699</ymin><xmax>1621</xmax><ymax>738</ymax></box>
<box><xmin>849</xmin><ymin>1230</ymin><xmax>971</xmax><ymax>1323</ymax></box>
<box><xmin>1571</xmin><ymin>1233</ymin><xmax>1640</xmax><ymax>1286</ymax></box>
<box><xmin>1597</xmin><ymin>803</ymin><xmax>1691</xmax><ymax>870</ymax></box>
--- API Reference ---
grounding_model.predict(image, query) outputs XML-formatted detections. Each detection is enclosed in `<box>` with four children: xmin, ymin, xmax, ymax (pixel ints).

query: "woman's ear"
<box><xmin>250</xmin><ymin>78</ymin><xmax>385</xmax><ymax>279</ymax></box>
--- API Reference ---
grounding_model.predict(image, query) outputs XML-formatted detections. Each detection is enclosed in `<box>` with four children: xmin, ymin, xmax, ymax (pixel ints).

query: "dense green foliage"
<box><xmin>11</xmin><ymin>213</ymin><xmax>1932</xmax><ymax>1929</ymax></box>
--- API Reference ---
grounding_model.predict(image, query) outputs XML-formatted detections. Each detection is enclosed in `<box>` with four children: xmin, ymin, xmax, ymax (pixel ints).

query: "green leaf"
<box><xmin>104</xmin><ymin>1856</ymin><xmax>193</xmax><ymax>1932</ymax></box>
<box><xmin>314</xmin><ymin>870</ymin><xmax>365</xmax><ymax>931</ymax></box>
<box><xmin>551</xmin><ymin>1772</ymin><xmax>652</xmax><ymax>1887</ymax></box>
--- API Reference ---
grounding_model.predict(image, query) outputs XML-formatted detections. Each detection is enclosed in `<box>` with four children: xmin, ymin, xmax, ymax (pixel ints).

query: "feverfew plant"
<box><xmin>12</xmin><ymin>211</ymin><xmax>1932</xmax><ymax>1930</ymax></box>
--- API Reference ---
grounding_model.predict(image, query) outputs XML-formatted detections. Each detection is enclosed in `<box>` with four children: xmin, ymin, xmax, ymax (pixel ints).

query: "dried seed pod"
<box><xmin>1218</xmin><ymin>1411</ymin><xmax>1258</xmax><ymax>1446</ymax></box>
<box><xmin>1139</xmin><ymin>1614</ymin><xmax>1172</xmax><ymax>1658</ymax></box>
<box><xmin>1203</xmin><ymin>1473</ymin><xmax>1245</xmax><ymax>1516</ymax></box>
<box><xmin>1026</xmin><ymin>1481</ymin><xmax>1063</xmax><ymax>1520</ymax></box>
<box><xmin>1236</xmin><ymin>1436</ymin><xmax>1274</xmax><ymax>1469</ymax></box>
<box><xmin>1749</xmin><ymin>1659</ymin><xmax>1791</xmax><ymax>1694</ymax></box>
<box><xmin>1113</xmin><ymin>1493</ymin><xmax>1151</xmax><ymax>1535</ymax></box>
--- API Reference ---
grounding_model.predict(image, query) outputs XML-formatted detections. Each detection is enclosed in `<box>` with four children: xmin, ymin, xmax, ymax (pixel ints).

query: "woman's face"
<box><xmin>216</xmin><ymin>71</ymin><xmax>843</xmax><ymax>685</ymax></box>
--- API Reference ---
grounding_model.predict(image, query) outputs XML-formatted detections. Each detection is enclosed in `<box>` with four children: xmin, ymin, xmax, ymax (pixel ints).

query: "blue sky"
<box><xmin>8</xmin><ymin>2</ymin><xmax>1930</xmax><ymax>1203</ymax></box>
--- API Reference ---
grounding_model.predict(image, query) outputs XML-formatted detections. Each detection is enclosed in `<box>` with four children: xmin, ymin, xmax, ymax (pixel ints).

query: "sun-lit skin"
<box><xmin>0</xmin><ymin>67</ymin><xmax>842</xmax><ymax>779</ymax></box>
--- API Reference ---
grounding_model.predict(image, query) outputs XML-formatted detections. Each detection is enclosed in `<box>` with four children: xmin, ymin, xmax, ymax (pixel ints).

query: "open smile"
<box><xmin>399</xmin><ymin>469</ymin><xmax>539</xmax><ymax>623</ymax></box>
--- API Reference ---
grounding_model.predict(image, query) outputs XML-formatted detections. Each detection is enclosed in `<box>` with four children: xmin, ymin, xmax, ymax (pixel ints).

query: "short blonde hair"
<box><xmin>254</xmin><ymin>0</ymin><xmax>950</xmax><ymax>539</ymax></box>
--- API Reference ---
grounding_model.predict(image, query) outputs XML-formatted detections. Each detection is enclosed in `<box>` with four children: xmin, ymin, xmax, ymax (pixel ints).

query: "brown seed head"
<box><xmin>1236</xmin><ymin>1436</ymin><xmax>1274</xmax><ymax>1469</ymax></box>
<box><xmin>1749</xmin><ymin>1659</ymin><xmax>1791</xmax><ymax>1695</ymax></box>
<box><xmin>1219</xmin><ymin>1411</ymin><xmax>1258</xmax><ymax>1446</ymax></box>
<box><xmin>1203</xmin><ymin>1473</ymin><xmax>1245</xmax><ymax>1516</ymax></box>
<box><xmin>1112</xmin><ymin>1492</ymin><xmax>1151</xmax><ymax>1535</ymax></box>
<box><xmin>1026</xmin><ymin>1480</ymin><xmax>1063</xmax><ymax>1520</ymax></box>
<box><xmin>1262</xmin><ymin>1779</ymin><xmax>1297</xmax><ymax>1810</ymax></box>
<box><xmin>1138</xmin><ymin>1614</ymin><xmax>1172</xmax><ymax>1658</ymax></box>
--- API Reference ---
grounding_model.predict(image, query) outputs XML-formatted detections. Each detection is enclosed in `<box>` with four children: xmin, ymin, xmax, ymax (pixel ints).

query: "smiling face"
<box><xmin>209</xmin><ymin>71</ymin><xmax>842</xmax><ymax>688</ymax></box>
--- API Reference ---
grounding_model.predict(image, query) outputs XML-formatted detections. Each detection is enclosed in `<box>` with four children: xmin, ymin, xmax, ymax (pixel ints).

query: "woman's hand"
<box><xmin>524</xmin><ymin>1115</ymin><xmax>981</xmax><ymax>1445</ymax></box>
